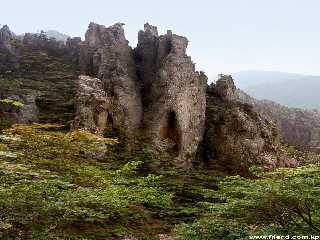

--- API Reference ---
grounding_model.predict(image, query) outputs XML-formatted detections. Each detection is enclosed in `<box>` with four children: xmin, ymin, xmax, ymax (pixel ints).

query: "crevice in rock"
<box><xmin>159</xmin><ymin>111</ymin><xmax>181</xmax><ymax>152</ymax></box>
<box><xmin>104</xmin><ymin>112</ymin><xmax>120</xmax><ymax>138</ymax></box>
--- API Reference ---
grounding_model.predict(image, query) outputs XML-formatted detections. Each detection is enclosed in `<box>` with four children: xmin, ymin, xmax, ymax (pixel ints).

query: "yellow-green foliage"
<box><xmin>0</xmin><ymin>98</ymin><xmax>24</xmax><ymax>108</ymax></box>
<box><xmin>282</xmin><ymin>144</ymin><xmax>320</xmax><ymax>165</ymax></box>
<box><xmin>0</xmin><ymin>124</ymin><xmax>172</xmax><ymax>239</ymax></box>
<box><xmin>1</xmin><ymin>124</ymin><xmax>320</xmax><ymax>239</ymax></box>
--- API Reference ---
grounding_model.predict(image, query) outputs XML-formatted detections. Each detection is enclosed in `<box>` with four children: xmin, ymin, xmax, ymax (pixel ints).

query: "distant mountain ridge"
<box><xmin>44</xmin><ymin>30</ymin><xmax>70</xmax><ymax>42</ymax></box>
<box><xmin>236</xmin><ymin>88</ymin><xmax>320</xmax><ymax>152</ymax></box>
<box><xmin>233</xmin><ymin>70</ymin><xmax>320</xmax><ymax>110</ymax></box>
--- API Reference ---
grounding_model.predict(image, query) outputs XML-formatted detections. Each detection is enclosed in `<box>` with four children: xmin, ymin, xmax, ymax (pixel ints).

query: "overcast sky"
<box><xmin>2</xmin><ymin>0</ymin><xmax>320</xmax><ymax>79</ymax></box>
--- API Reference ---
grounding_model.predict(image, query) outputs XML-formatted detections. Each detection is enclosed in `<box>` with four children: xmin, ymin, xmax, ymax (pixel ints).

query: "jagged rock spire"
<box><xmin>213</xmin><ymin>74</ymin><xmax>237</xmax><ymax>101</ymax></box>
<box><xmin>0</xmin><ymin>25</ymin><xmax>13</xmax><ymax>40</ymax></box>
<box><xmin>75</xmin><ymin>22</ymin><xmax>143</xmax><ymax>151</ymax></box>
<box><xmin>74</xmin><ymin>22</ymin><xmax>207</xmax><ymax>168</ymax></box>
<box><xmin>0</xmin><ymin>25</ymin><xmax>14</xmax><ymax>45</ymax></box>
<box><xmin>143</xmin><ymin>23</ymin><xmax>158</xmax><ymax>36</ymax></box>
<box><xmin>135</xmin><ymin>23</ymin><xmax>207</xmax><ymax>169</ymax></box>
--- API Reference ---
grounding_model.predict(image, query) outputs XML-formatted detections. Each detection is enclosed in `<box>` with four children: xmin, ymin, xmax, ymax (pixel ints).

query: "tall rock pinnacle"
<box><xmin>73</xmin><ymin>22</ymin><xmax>207</xmax><ymax>168</ymax></box>
<box><xmin>74</xmin><ymin>22</ymin><xmax>143</xmax><ymax>151</ymax></box>
<box><xmin>136</xmin><ymin>23</ymin><xmax>207</xmax><ymax>168</ymax></box>
<box><xmin>0</xmin><ymin>25</ymin><xmax>16</xmax><ymax>54</ymax></box>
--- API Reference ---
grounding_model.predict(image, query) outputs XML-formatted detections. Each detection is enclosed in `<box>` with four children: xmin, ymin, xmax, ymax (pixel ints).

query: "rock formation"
<box><xmin>74</xmin><ymin>23</ymin><xmax>143</xmax><ymax>150</ymax></box>
<box><xmin>203</xmin><ymin>75</ymin><xmax>297</xmax><ymax>175</ymax></box>
<box><xmin>72</xmin><ymin>75</ymin><xmax>109</xmax><ymax>134</ymax></box>
<box><xmin>73</xmin><ymin>22</ymin><xmax>207</xmax><ymax>166</ymax></box>
<box><xmin>213</xmin><ymin>74</ymin><xmax>237</xmax><ymax>101</ymax></box>
<box><xmin>135</xmin><ymin>23</ymin><xmax>207</xmax><ymax>167</ymax></box>
<box><xmin>0</xmin><ymin>22</ymin><xmax>300</xmax><ymax>171</ymax></box>
<box><xmin>0</xmin><ymin>25</ymin><xmax>16</xmax><ymax>53</ymax></box>
<box><xmin>0</xmin><ymin>25</ymin><xmax>19</xmax><ymax>74</ymax></box>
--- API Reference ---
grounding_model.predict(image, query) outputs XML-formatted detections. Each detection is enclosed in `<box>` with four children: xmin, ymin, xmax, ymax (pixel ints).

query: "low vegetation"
<box><xmin>0</xmin><ymin>124</ymin><xmax>172</xmax><ymax>239</ymax></box>
<box><xmin>0</xmin><ymin>124</ymin><xmax>319</xmax><ymax>239</ymax></box>
<box><xmin>175</xmin><ymin>165</ymin><xmax>320</xmax><ymax>239</ymax></box>
<box><xmin>0</xmin><ymin>99</ymin><xmax>25</xmax><ymax>130</ymax></box>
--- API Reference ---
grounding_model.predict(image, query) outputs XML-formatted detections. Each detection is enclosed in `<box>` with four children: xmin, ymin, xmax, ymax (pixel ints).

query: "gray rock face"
<box><xmin>72</xmin><ymin>75</ymin><xmax>108</xmax><ymax>134</ymax></box>
<box><xmin>76</xmin><ymin>23</ymin><xmax>143</xmax><ymax>150</ymax></box>
<box><xmin>136</xmin><ymin>24</ymin><xmax>207</xmax><ymax>168</ymax></box>
<box><xmin>0</xmin><ymin>25</ymin><xmax>13</xmax><ymax>39</ymax></box>
<box><xmin>19</xmin><ymin>95</ymin><xmax>39</xmax><ymax>122</ymax></box>
<box><xmin>74</xmin><ymin>22</ymin><xmax>207</xmax><ymax>166</ymax></box>
<box><xmin>0</xmin><ymin>25</ymin><xmax>15</xmax><ymax>53</ymax></box>
<box><xmin>212</xmin><ymin>74</ymin><xmax>236</xmax><ymax>101</ymax></box>
<box><xmin>0</xmin><ymin>25</ymin><xmax>19</xmax><ymax>74</ymax></box>
<box><xmin>204</xmin><ymin>75</ymin><xmax>297</xmax><ymax>175</ymax></box>
<box><xmin>0</xmin><ymin>93</ymin><xmax>38</xmax><ymax>123</ymax></box>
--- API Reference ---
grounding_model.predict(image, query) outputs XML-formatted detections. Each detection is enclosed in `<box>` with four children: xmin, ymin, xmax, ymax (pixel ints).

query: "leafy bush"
<box><xmin>175</xmin><ymin>219</ymin><xmax>249</xmax><ymax>240</ymax></box>
<box><xmin>0</xmin><ymin>98</ymin><xmax>24</xmax><ymax>108</ymax></box>
<box><xmin>0</xmin><ymin>115</ymin><xmax>14</xmax><ymax>130</ymax></box>
<box><xmin>175</xmin><ymin>165</ymin><xmax>320</xmax><ymax>239</ymax></box>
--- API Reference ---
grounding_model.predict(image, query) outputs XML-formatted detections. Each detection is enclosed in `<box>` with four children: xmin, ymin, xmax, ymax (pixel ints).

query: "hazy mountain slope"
<box><xmin>0</xmin><ymin>25</ymin><xmax>78</xmax><ymax>127</ymax></box>
<box><xmin>233</xmin><ymin>70</ymin><xmax>320</xmax><ymax>109</ymax></box>
<box><xmin>233</xmin><ymin>71</ymin><xmax>304</xmax><ymax>89</ymax></box>
<box><xmin>236</xmin><ymin>88</ymin><xmax>320</xmax><ymax>151</ymax></box>
<box><xmin>44</xmin><ymin>30</ymin><xmax>70</xmax><ymax>42</ymax></box>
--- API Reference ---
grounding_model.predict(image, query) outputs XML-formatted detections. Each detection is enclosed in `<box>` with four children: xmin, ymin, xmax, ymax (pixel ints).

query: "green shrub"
<box><xmin>175</xmin><ymin>165</ymin><xmax>320</xmax><ymax>239</ymax></box>
<box><xmin>0</xmin><ymin>115</ymin><xmax>14</xmax><ymax>130</ymax></box>
<box><xmin>0</xmin><ymin>98</ymin><xmax>24</xmax><ymax>108</ymax></box>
